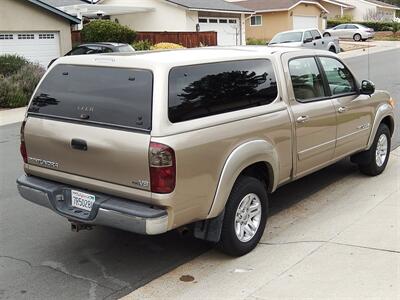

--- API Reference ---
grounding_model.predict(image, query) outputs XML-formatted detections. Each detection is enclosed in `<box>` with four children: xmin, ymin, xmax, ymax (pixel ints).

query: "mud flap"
<box><xmin>194</xmin><ymin>210</ymin><xmax>225</xmax><ymax>243</ymax></box>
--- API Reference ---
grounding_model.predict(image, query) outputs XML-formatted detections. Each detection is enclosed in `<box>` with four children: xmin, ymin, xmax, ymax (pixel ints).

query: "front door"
<box><xmin>286</xmin><ymin>56</ymin><xmax>337</xmax><ymax>177</ymax></box>
<box><xmin>318</xmin><ymin>56</ymin><xmax>374</xmax><ymax>157</ymax></box>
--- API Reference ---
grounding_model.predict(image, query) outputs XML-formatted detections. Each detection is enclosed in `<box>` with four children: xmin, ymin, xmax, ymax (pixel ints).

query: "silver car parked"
<box><xmin>323</xmin><ymin>24</ymin><xmax>375</xmax><ymax>42</ymax></box>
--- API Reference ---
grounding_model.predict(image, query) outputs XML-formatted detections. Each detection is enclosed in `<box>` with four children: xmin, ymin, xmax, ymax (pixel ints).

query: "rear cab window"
<box><xmin>28</xmin><ymin>64</ymin><xmax>153</xmax><ymax>131</ymax></box>
<box><xmin>168</xmin><ymin>59</ymin><xmax>278</xmax><ymax>123</ymax></box>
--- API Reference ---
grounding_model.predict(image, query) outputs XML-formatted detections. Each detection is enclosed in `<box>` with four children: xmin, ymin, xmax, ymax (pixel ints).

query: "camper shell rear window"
<box><xmin>28</xmin><ymin>65</ymin><xmax>153</xmax><ymax>131</ymax></box>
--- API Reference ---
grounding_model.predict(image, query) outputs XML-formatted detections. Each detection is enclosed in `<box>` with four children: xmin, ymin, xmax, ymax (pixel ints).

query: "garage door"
<box><xmin>293</xmin><ymin>16</ymin><xmax>318</xmax><ymax>30</ymax></box>
<box><xmin>0</xmin><ymin>32</ymin><xmax>60</xmax><ymax>67</ymax></box>
<box><xmin>198</xmin><ymin>18</ymin><xmax>240</xmax><ymax>46</ymax></box>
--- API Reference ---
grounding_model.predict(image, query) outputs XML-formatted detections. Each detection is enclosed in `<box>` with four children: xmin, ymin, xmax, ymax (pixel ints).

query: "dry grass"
<box><xmin>373</xmin><ymin>31</ymin><xmax>400</xmax><ymax>41</ymax></box>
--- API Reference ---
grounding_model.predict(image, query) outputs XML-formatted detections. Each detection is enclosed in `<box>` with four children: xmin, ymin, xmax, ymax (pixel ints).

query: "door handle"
<box><xmin>313</xmin><ymin>42</ymin><xmax>316</xmax><ymax>46</ymax></box>
<box><xmin>338</xmin><ymin>106</ymin><xmax>348</xmax><ymax>113</ymax></box>
<box><xmin>296</xmin><ymin>115</ymin><xmax>310</xmax><ymax>123</ymax></box>
<box><xmin>71</xmin><ymin>138</ymin><xmax>88</xmax><ymax>151</ymax></box>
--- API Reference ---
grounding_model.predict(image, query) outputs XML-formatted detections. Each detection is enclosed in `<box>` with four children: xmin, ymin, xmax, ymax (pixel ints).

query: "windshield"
<box><xmin>270</xmin><ymin>32</ymin><xmax>303</xmax><ymax>44</ymax></box>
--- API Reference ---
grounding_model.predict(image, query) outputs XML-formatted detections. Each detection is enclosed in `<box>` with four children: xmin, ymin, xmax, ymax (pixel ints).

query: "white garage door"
<box><xmin>293</xmin><ymin>16</ymin><xmax>318</xmax><ymax>30</ymax></box>
<box><xmin>0</xmin><ymin>32</ymin><xmax>60</xmax><ymax>67</ymax></box>
<box><xmin>198</xmin><ymin>18</ymin><xmax>240</xmax><ymax>46</ymax></box>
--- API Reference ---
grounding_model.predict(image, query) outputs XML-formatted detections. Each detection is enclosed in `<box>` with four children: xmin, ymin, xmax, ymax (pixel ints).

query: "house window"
<box><xmin>199</xmin><ymin>18</ymin><xmax>208</xmax><ymax>23</ymax></box>
<box><xmin>0</xmin><ymin>34</ymin><xmax>13</xmax><ymax>40</ymax></box>
<box><xmin>250</xmin><ymin>15</ymin><xmax>262</xmax><ymax>26</ymax></box>
<box><xmin>39</xmin><ymin>33</ymin><xmax>55</xmax><ymax>39</ymax></box>
<box><xmin>18</xmin><ymin>34</ymin><xmax>34</xmax><ymax>40</ymax></box>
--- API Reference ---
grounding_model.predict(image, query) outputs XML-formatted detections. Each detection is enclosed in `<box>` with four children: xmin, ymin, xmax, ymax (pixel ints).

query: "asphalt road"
<box><xmin>1</xmin><ymin>49</ymin><xmax>399</xmax><ymax>300</ymax></box>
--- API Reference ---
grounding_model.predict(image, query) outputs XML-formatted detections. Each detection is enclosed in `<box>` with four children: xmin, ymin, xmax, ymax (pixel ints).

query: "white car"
<box><xmin>268</xmin><ymin>29</ymin><xmax>340</xmax><ymax>53</ymax></box>
<box><xmin>323</xmin><ymin>24</ymin><xmax>375</xmax><ymax>42</ymax></box>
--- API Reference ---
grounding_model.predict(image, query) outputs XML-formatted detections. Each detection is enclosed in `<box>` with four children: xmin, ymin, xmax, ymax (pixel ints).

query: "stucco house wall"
<box><xmin>0</xmin><ymin>0</ymin><xmax>73</xmax><ymax>55</ymax></box>
<box><xmin>103</xmin><ymin>0</ymin><xmax>198</xmax><ymax>31</ymax></box>
<box><xmin>245</xmin><ymin>11</ymin><xmax>290</xmax><ymax>41</ymax></box>
<box><xmin>245</xmin><ymin>3</ymin><xmax>324</xmax><ymax>41</ymax></box>
<box><xmin>321</xmin><ymin>2</ymin><xmax>343</xmax><ymax>19</ymax></box>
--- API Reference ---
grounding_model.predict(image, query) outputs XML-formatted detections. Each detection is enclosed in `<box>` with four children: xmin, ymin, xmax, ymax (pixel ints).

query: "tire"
<box><xmin>353</xmin><ymin>33</ymin><xmax>362</xmax><ymax>42</ymax></box>
<box><xmin>323</xmin><ymin>33</ymin><xmax>331</xmax><ymax>37</ymax></box>
<box><xmin>217</xmin><ymin>176</ymin><xmax>268</xmax><ymax>257</ymax></box>
<box><xmin>358</xmin><ymin>124</ymin><xmax>391</xmax><ymax>176</ymax></box>
<box><xmin>329</xmin><ymin>46</ymin><xmax>336</xmax><ymax>53</ymax></box>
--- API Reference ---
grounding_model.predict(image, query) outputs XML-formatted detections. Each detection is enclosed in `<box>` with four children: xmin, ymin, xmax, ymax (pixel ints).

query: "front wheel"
<box><xmin>329</xmin><ymin>46</ymin><xmax>336</xmax><ymax>53</ymax></box>
<box><xmin>358</xmin><ymin>124</ymin><xmax>391</xmax><ymax>176</ymax></box>
<box><xmin>323</xmin><ymin>33</ymin><xmax>331</xmax><ymax>37</ymax></box>
<box><xmin>217</xmin><ymin>176</ymin><xmax>268</xmax><ymax>257</ymax></box>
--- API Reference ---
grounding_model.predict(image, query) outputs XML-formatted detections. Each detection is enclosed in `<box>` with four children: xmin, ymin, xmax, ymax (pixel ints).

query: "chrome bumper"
<box><xmin>17</xmin><ymin>175</ymin><xmax>168</xmax><ymax>235</ymax></box>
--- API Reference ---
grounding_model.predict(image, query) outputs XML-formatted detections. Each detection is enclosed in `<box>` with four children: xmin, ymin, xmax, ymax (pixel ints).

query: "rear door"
<box><xmin>317</xmin><ymin>56</ymin><xmax>374</xmax><ymax>157</ymax></box>
<box><xmin>25</xmin><ymin>64</ymin><xmax>153</xmax><ymax>191</ymax></box>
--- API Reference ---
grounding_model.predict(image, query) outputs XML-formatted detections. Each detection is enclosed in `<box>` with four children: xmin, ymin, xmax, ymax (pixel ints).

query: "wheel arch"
<box><xmin>367</xmin><ymin>103</ymin><xmax>395</xmax><ymax>150</ymax></box>
<box><xmin>207</xmin><ymin>140</ymin><xmax>278</xmax><ymax>219</ymax></box>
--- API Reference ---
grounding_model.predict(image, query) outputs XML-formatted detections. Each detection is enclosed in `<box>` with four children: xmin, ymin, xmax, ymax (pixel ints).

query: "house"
<box><xmin>339</xmin><ymin>0</ymin><xmax>400</xmax><ymax>21</ymax></box>
<box><xmin>233</xmin><ymin>0</ymin><xmax>335</xmax><ymax>41</ymax></box>
<box><xmin>0</xmin><ymin>0</ymin><xmax>80</xmax><ymax>67</ymax></box>
<box><xmin>55</xmin><ymin>0</ymin><xmax>254</xmax><ymax>46</ymax></box>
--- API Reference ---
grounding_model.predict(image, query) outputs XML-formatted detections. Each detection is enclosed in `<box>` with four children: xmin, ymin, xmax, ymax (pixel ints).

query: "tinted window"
<box><xmin>168</xmin><ymin>60</ymin><xmax>278</xmax><ymax>123</ymax></box>
<box><xmin>346</xmin><ymin>25</ymin><xmax>358</xmax><ymax>29</ymax></box>
<box><xmin>69</xmin><ymin>46</ymin><xmax>90</xmax><ymax>55</ymax></box>
<box><xmin>311</xmin><ymin>30</ymin><xmax>321</xmax><ymax>39</ymax></box>
<box><xmin>335</xmin><ymin>24</ymin><xmax>347</xmax><ymax>30</ymax></box>
<box><xmin>304</xmin><ymin>31</ymin><xmax>313</xmax><ymax>41</ymax></box>
<box><xmin>289</xmin><ymin>57</ymin><xmax>326</xmax><ymax>102</ymax></box>
<box><xmin>319</xmin><ymin>57</ymin><xmax>356</xmax><ymax>95</ymax></box>
<box><xmin>29</xmin><ymin>65</ymin><xmax>153</xmax><ymax>130</ymax></box>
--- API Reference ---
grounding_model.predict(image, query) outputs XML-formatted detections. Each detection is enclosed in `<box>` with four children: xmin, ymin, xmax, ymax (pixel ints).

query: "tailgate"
<box><xmin>24</xmin><ymin>64</ymin><xmax>153</xmax><ymax>191</ymax></box>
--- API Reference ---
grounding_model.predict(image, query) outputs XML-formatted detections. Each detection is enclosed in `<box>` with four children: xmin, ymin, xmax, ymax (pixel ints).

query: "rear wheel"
<box><xmin>353</xmin><ymin>33</ymin><xmax>362</xmax><ymax>42</ymax></box>
<box><xmin>217</xmin><ymin>176</ymin><xmax>268</xmax><ymax>257</ymax></box>
<box><xmin>357</xmin><ymin>124</ymin><xmax>391</xmax><ymax>176</ymax></box>
<box><xmin>329</xmin><ymin>46</ymin><xmax>336</xmax><ymax>53</ymax></box>
<box><xmin>323</xmin><ymin>32</ymin><xmax>331</xmax><ymax>37</ymax></box>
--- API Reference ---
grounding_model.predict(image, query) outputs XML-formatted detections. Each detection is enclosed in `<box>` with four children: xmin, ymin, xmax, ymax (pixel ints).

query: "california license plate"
<box><xmin>71</xmin><ymin>190</ymin><xmax>95</xmax><ymax>212</ymax></box>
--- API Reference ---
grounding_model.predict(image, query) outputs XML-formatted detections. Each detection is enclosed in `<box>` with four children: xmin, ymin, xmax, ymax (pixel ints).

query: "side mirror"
<box><xmin>360</xmin><ymin>80</ymin><xmax>375</xmax><ymax>95</ymax></box>
<box><xmin>303</xmin><ymin>37</ymin><xmax>313</xmax><ymax>43</ymax></box>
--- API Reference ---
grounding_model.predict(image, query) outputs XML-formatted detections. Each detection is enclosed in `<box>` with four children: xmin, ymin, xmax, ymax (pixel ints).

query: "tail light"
<box><xmin>149</xmin><ymin>142</ymin><xmax>176</xmax><ymax>194</ymax></box>
<box><xmin>20</xmin><ymin>120</ymin><xmax>28</xmax><ymax>163</ymax></box>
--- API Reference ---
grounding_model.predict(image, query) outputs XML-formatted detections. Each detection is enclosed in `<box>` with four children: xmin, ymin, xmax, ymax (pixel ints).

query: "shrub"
<box><xmin>0</xmin><ymin>54</ymin><xmax>28</xmax><ymax>77</ymax></box>
<box><xmin>327</xmin><ymin>20</ymin><xmax>394</xmax><ymax>31</ymax></box>
<box><xmin>132</xmin><ymin>40</ymin><xmax>153</xmax><ymax>51</ymax></box>
<box><xmin>0</xmin><ymin>62</ymin><xmax>45</xmax><ymax>108</ymax></box>
<box><xmin>331</xmin><ymin>15</ymin><xmax>353</xmax><ymax>23</ymax></box>
<box><xmin>151</xmin><ymin>42</ymin><xmax>185</xmax><ymax>50</ymax></box>
<box><xmin>246</xmin><ymin>38</ymin><xmax>267</xmax><ymax>45</ymax></box>
<box><xmin>392</xmin><ymin>21</ymin><xmax>400</xmax><ymax>35</ymax></box>
<box><xmin>81</xmin><ymin>20</ymin><xmax>137</xmax><ymax>44</ymax></box>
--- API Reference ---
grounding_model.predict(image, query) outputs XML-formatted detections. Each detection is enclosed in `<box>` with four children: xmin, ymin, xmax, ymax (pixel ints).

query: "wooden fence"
<box><xmin>136</xmin><ymin>31</ymin><xmax>217</xmax><ymax>48</ymax></box>
<box><xmin>71</xmin><ymin>31</ymin><xmax>217</xmax><ymax>48</ymax></box>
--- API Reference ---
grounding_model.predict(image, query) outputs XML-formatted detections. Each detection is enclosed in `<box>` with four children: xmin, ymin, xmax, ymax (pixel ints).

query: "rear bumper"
<box><xmin>17</xmin><ymin>175</ymin><xmax>168</xmax><ymax>235</ymax></box>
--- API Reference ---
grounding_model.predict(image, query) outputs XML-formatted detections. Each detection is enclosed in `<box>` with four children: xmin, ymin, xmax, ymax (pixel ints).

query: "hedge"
<box><xmin>0</xmin><ymin>54</ymin><xmax>28</xmax><ymax>77</ymax></box>
<box><xmin>81</xmin><ymin>20</ymin><xmax>137</xmax><ymax>44</ymax></box>
<box><xmin>0</xmin><ymin>56</ymin><xmax>45</xmax><ymax>108</ymax></box>
<box><xmin>327</xmin><ymin>20</ymin><xmax>394</xmax><ymax>31</ymax></box>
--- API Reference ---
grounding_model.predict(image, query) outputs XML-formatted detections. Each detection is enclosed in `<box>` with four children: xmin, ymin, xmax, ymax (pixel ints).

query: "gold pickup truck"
<box><xmin>17</xmin><ymin>47</ymin><xmax>395</xmax><ymax>256</ymax></box>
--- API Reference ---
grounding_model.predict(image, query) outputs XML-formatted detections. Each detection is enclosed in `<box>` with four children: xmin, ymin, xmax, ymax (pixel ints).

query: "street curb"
<box><xmin>0</xmin><ymin>107</ymin><xmax>26</xmax><ymax>126</ymax></box>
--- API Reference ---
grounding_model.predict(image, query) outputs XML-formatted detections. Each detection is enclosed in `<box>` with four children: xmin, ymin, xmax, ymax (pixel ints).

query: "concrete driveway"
<box><xmin>124</xmin><ymin>148</ymin><xmax>400</xmax><ymax>300</ymax></box>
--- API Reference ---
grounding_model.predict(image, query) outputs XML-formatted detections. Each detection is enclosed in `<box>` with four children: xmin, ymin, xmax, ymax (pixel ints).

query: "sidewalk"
<box><xmin>123</xmin><ymin>148</ymin><xmax>400</xmax><ymax>300</ymax></box>
<box><xmin>339</xmin><ymin>40</ymin><xmax>400</xmax><ymax>59</ymax></box>
<box><xmin>0</xmin><ymin>107</ymin><xmax>26</xmax><ymax>126</ymax></box>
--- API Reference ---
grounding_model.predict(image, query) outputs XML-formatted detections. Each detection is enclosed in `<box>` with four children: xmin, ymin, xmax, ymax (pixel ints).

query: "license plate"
<box><xmin>71</xmin><ymin>190</ymin><xmax>95</xmax><ymax>212</ymax></box>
